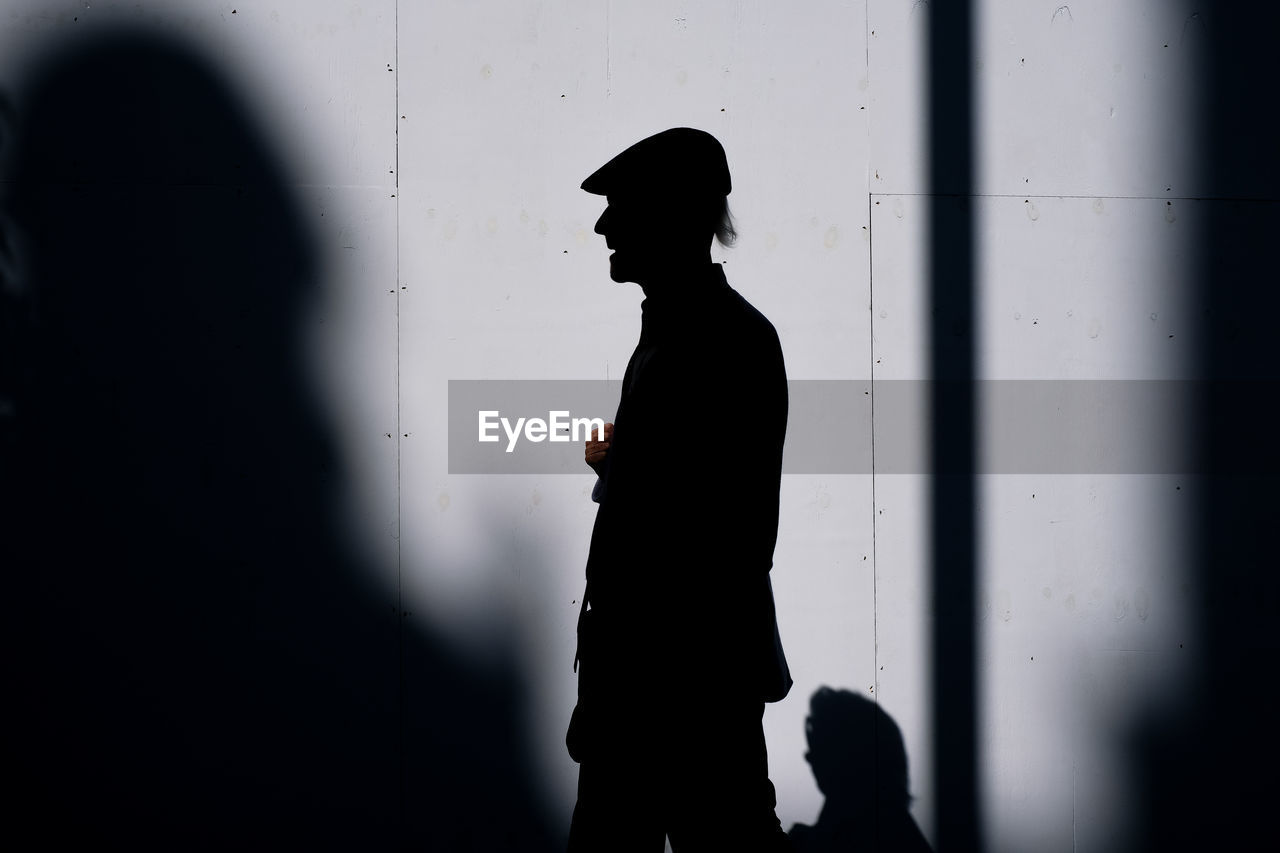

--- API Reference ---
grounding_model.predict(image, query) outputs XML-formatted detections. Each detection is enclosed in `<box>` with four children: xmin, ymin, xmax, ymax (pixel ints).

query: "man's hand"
<box><xmin>585</xmin><ymin>422</ymin><xmax>614</xmax><ymax>476</ymax></box>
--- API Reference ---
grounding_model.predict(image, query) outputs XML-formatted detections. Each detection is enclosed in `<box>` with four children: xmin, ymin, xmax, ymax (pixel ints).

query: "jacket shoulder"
<box><xmin>723</xmin><ymin>288</ymin><xmax>783</xmax><ymax>354</ymax></box>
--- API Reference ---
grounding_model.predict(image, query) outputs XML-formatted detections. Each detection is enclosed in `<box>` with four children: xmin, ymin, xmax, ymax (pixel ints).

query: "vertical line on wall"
<box><xmin>864</xmin><ymin>0</ymin><xmax>871</xmax><ymax>68</ymax></box>
<box><xmin>393</xmin><ymin>0</ymin><xmax>404</xmax><ymax>834</ymax></box>
<box><xmin>864</xmin><ymin>0</ymin><xmax>879</xmax><ymax>704</ymax></box>
<box><xmin>868</xmin><ymin>192</ymin><xmax>879</xmax><ymax>701</ymax></box>
<box><xmin>605</xmin><ymin>1</ymin><xmax>612</xmax><ymax>98</ymax></box>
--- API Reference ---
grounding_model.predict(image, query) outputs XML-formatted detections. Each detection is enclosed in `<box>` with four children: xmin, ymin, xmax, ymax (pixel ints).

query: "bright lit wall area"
<box><xmin>4</xmin><ymin>1</ymin><xmax>1272</xmax><ymax>850</ymax></box>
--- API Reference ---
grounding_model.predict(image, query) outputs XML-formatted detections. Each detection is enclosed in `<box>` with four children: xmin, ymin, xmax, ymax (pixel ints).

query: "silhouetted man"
<box><xmin>566</xmin><ymin>128</ymin><xmax>792</xmax><ymax>852</ymax></box>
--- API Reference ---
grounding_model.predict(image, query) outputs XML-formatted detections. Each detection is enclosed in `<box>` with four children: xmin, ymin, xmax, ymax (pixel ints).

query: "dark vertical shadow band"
<box><xmin>1127</xmin><ymin>3</ymin><xmax>1280</xmax><ymax>850</ymax></box>
<box><xmin>927</xmin><ymin>1</ymin><xmax>982</xmax><ymax>850</ymax></box>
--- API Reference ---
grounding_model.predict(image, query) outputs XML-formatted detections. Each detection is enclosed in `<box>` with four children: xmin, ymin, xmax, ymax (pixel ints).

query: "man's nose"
<box><xmin>593</xmin><ymin>207</ymin><xmax>609</xmax><ymax>235</ymax></box>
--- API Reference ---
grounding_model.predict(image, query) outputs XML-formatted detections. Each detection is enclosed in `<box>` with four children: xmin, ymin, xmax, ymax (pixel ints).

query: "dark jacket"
<box><xmin>578</xmin><ymin>263</ymin><xmax>790</xmax><ymax>703</ymax></box>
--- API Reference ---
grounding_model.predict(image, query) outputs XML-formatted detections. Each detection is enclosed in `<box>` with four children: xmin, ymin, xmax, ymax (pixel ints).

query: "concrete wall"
<box><xmin>2</xmin><ymin>1</ymin><xmax>1255</xmax><ymax>849</ymax></box>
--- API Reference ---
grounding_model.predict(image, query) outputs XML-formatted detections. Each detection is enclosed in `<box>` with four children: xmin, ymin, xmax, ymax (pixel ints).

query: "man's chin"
<box><xmin>608</xmin><ymin>256</ymin><xmax>635</xmax><ymax>284</ymax></box>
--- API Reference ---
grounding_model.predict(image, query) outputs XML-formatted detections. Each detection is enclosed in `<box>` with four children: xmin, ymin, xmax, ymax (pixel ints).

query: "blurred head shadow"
<box><xmin>0</xmin><ymin>29</ymin><xmax>554</xmax><ymax>850</ymax></box>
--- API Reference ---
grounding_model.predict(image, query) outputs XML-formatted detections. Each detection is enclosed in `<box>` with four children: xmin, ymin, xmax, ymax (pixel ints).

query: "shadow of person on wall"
<box><xmin>789</xmin><ymin>687</ymin><xmax>932</xmax><ymax>853</ymax></box>
<box><xmin>0</xmin><ymin>30</ymin><xmax>554</xmax><ymax>851</ymax></box>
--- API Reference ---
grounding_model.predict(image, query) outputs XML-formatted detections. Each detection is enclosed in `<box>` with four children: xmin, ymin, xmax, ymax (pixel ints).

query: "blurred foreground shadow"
<box><xmin>1128</xmin><ymin>4</ymin><xmax>1280</xmax><ymax>850</ymax></box>
<box><xmin>0</xmin><ymin>32</ymin><xmax>553</xmax><ymax>850</ymax></box>
<box><xmin>789</xmin><ymin>688</ymin><xmax>932</xmax><ymax>853</ymax></box>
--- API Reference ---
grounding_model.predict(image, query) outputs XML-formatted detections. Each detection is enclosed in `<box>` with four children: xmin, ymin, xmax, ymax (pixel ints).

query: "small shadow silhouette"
<box><xmin>789</xmin><ymin>688</ymin><xmax>932</xmax><ymax>853</ymax></box>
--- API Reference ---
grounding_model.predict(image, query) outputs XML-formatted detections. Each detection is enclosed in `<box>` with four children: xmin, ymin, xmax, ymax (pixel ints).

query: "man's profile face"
<box><xmin>593</xmin><ymin>194</ymin><xmax>667</xmax><ymax>285</ymax></box>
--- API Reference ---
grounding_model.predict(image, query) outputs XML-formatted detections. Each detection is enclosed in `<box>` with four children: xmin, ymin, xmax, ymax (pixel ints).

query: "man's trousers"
<box><xmin>566</xmin><ymin>695</ymin><xmax>791</xmax><ymax>852</ymax></box>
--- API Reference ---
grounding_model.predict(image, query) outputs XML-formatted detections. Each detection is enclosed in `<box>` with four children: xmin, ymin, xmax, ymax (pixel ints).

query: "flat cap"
<box><xmin>581</xmin><ymin>127</ymin><xmax>731</xmax><ymax>198</ymax></box>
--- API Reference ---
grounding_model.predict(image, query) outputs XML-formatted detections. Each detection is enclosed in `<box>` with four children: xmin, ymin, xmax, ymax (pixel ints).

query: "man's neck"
<box><xmin>636</xmin><ymin>255</ymin><xmax>718</xmax><ymax>299</ymax></box>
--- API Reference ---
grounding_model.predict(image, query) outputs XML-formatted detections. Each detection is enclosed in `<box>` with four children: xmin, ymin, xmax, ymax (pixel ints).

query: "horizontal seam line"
<box><xmin>869</xmin><ymin>191</ymin><xmax>1280</xmax><ymax>202</ymax></box>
